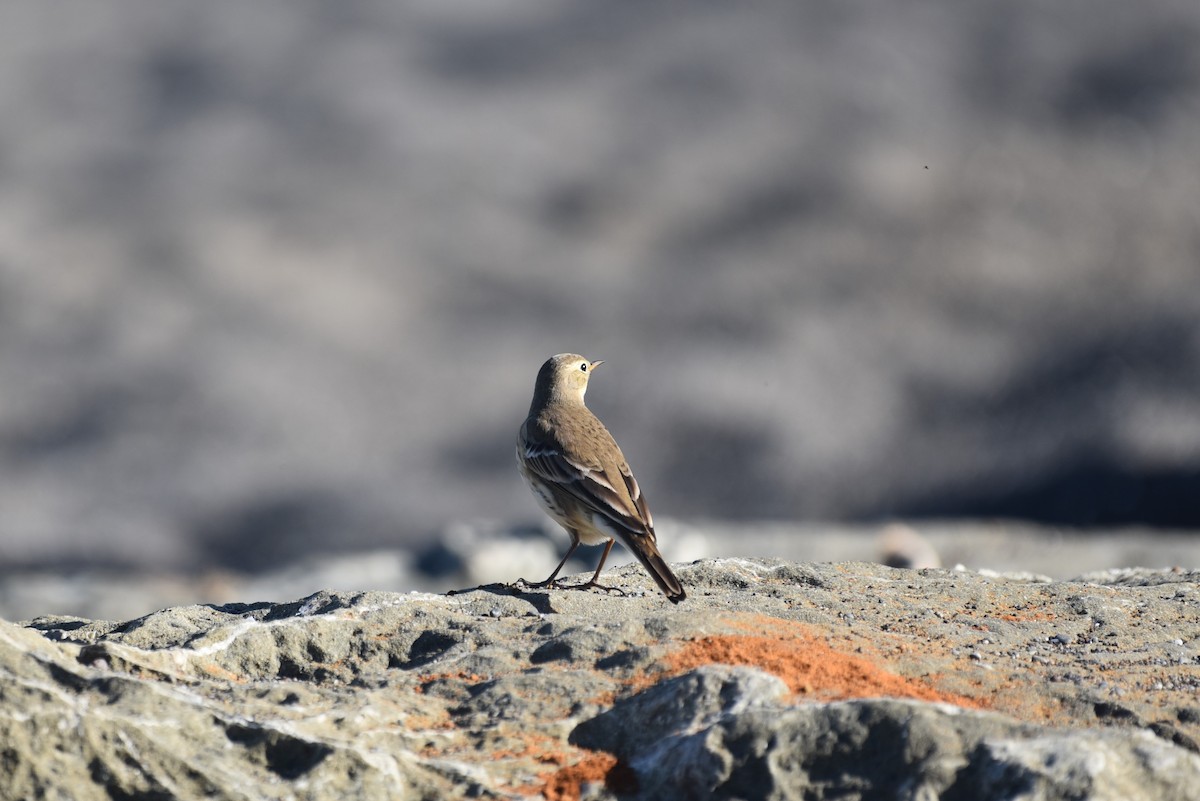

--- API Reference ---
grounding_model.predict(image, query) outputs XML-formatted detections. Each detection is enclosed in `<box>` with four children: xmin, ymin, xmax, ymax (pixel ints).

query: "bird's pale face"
<box><xmin>548</xmin><ymin>353</ymin><xmax>603</xmax><ymax>403</ymax></box>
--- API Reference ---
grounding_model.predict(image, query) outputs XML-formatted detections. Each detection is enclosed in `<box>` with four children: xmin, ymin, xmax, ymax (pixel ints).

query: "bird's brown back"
<box><xmin>533</xmin><ymin>403</ymin><xmax>650</xmax><ymax>531</ymax></box>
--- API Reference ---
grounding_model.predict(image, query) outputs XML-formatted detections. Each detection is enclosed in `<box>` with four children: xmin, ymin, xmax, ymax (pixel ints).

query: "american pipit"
<box><xmin>516</xmin><ymin>353</ymin><xmax>686</xmax><ymax>603</ymax></box>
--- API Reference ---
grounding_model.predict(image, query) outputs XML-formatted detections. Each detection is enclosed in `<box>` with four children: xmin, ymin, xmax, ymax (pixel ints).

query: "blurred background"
<box><xmin>2</xmin><ymin>0</ymin><xmax>1199</xmax><ymax>619</ymax></box>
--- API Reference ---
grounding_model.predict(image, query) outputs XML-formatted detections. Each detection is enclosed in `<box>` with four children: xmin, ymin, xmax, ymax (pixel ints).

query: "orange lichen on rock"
<box><xmin>197</xmin><ymin>661</ymin><xmax>244</xmax><ymax>683</ymax></box>
<box><xmin>995</xmin><ymin>608</ymin><xmax>1058</xmax><ymax>623</ymax></box>
<box><xmin>489</xmin><ymin>732</ymin><xmax>573</xmax><ymax>766</ymax></box>
<box><xmin>539</xmin><ymin>751</ymin><xmax>637</xmax><ymax>801</ymax></box>
<box><xmin>404</xmin><ymin>711</ymin><xmax>454</xmax><ymax>731</ymax></box>
<box><xmin>490</xmin><ymin>733</ymin><xmax>632</xmax><ymax>800</ymax></box>
<box><xmin>665</xmin><ymin>615</ymin><xmax>986</xmax><ymax>709</ymax></box>
<box><xmin>415</xmin><ymin>670</ymin><xmax>487</xmax><ymax>686</ymax></box>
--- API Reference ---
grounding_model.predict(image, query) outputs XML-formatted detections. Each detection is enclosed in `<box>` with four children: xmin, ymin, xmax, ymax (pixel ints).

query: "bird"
<box><xmin>516</xmin><ymin>353</ymin><xmax>686</xmax><ymax>603</ymax></box>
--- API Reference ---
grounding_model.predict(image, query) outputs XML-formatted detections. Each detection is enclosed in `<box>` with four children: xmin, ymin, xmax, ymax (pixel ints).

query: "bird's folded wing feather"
<box><xmin>522</xmin><ymin>441</ymin><xmax>652</xmax><ymax>535</ymax></box>
<box><xmin>619</xmin><ymin>468</ymin><xmax>654</xmax><ymax>531</ymax></box>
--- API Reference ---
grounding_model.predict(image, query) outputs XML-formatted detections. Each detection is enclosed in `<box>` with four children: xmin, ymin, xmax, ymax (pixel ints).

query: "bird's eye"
<box><xmin>580</xmin><ymin>362</ymin><xmax>588</xmax><ymax>372</ymax></box>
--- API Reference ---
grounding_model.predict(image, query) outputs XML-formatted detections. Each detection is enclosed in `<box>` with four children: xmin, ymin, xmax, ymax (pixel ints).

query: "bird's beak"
<box><xmin>589</xmin><ymin>360</ymin><xmax>605</xmax><ymax>371</ymax></box>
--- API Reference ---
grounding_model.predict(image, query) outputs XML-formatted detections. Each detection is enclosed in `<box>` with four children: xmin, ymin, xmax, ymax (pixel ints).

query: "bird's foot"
<box><xmin>513</xmin><ymin>577</ymin><xmax>625</xmax><ymax>596</ymax></box>
<box><xmin>514</xmin><ymin>577</ymin><xmax>563</xmax><ymax>590</ymax></box>
<box><xmin>566</xmin><ymin>580</ymin><xmax>626</xmax><ymax>596</ymax></box>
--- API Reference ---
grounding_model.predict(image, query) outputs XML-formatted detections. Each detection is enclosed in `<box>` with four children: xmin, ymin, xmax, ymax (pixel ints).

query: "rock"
<box><xmin>4</xmin><ymin>558</ymin><xmax>1200</xmax><ymax>800</ymax></box>
<box><xmin>7</xmin><ymin>522</ymin><xmax>1200</xmax><ymax>623</ymax></box>
<box><xmin>959</xmin><ymin>730</ymin><xmax>1200</xmax><ymax>801</ymax></box>
<box><xmin>571</xmin><ymin>665</ymin><xmax>790</xmax><ymax>757</ymax></box>
<box><xmin>579</xmin><ymin>686</ymin><xmax>1200</xmax><ymax>801</ymax></box>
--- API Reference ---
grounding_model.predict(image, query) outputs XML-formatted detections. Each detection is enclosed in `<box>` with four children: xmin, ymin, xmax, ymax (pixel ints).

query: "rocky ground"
<box><xmin>5</xmin><ymin>519</ymin><xmax>1200</xmax><ymax>622</ymax></box>
<box><xmin>4</xmin><ymin>557</ymin><xmax>1199</xmax><ymax>800</ymax></box>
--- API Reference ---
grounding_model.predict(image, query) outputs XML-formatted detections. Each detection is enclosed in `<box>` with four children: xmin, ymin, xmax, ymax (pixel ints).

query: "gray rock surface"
<box><xmin>580</xmin><ymin>690</ymin><xmax>1200</xmax><ymax>801</ymax></box>
<box><xmin>6</xmin><ymin>519</ymin><xmax>1200</xmax><ymax>623</ymax></box>
<box><xmin>4</xmin><ymin>558</ymin><xmax>1200</xmax><ymax>800</ymax></box>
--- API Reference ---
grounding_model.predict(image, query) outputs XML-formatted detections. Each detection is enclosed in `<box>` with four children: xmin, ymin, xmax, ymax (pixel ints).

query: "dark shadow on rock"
<box><xmin>395</xmin><ymin>630</ymin><xmax>463</xmax><ymax>670</ymax></box>
<box><xmin>261</xmin><ymin>591</ymin><xmax>359</xmax><ymax>621</ymax></box>
<box><xmin>224</xmin><ymin>722</ymin><xmax>333</xmax><ymax>780</ymax></box>
<box><xmin>448</xmin><ymin>583</ymin><xmax>560</xmax><ymax>616</ymax></box>
<box><xmin>208</xmin><ymin>601</ymin><xmax>276</xmax><ymax>617</ymax></box>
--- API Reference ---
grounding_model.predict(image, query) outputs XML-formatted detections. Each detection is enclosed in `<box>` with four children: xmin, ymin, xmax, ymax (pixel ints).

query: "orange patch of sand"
<box><xmin>197</xmin><ymin>661</ymin><xmax>244</xmax><ymax>683</ymax></box>
<box><xmin>414</xmin><ymin>671</ymin><xmax>487</xmax><ymax>692</ymax></box>
<box><xmin>663</xmin><ymin>614</ymin><xmax>986</xmax><ymax>709</ymax></box>
<box><xmin>488</xmin><ymin>735</ymin><xmax>630</xmax><ymax>799</ymax></box>
<box><xmin>995</xmin><ymin>611</ymin><xmax>1058</xmax><ymax>623</ymax></box>
<box><xmin>539</xmin><ymin>751</ymin><xmax>637</xmax><ymax>801</ymax></box>
<box><xmin>490</xmin><ymin>733</ymin><xmax>572</xmax><ymax>766</ymax></box>
<box><xmin>405</xmin><ymin>711</ymin><xmax>454</xmax><ymax>731</ymax></box>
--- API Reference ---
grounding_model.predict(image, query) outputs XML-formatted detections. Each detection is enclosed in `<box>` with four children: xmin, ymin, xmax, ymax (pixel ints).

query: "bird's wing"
<box><xmin>521</xmin><ymin>436</ymin><xmax>649</xmax><ymax>534</ymax></box>
<box><xmin>618</xmin><ymin>464</ymin><xmax>654</xmax><ymax>531</ymax></box>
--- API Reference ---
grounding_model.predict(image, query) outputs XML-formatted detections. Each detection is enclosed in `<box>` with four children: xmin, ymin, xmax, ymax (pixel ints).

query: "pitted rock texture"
<box><xmin>4</xmin><ymin>558</ymin><xmax>1200</xmax><ymax>800</ymax></box>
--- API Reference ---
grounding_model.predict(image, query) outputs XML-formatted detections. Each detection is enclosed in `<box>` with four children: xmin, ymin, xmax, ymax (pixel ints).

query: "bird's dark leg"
<box><xmin>568</xmin><ymin>540</ymin><xmax>626</xmax><ymax>596</ymax></box>
<box><xmin>517</xmin><ymin>538</ymin><xmax>580</xmax><ymax>589</ymax></box>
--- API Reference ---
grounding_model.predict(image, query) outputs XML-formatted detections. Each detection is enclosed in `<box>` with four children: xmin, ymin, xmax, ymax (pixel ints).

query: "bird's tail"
<box><xmin>623</xmin><ymin>533</ymin><xmax>686</xmax><ymax>604</ymax></box>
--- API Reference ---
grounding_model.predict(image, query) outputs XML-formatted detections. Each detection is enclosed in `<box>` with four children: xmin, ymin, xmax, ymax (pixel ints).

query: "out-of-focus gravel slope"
<box><xmin>0</xmin><ymin>1</ymin><xmax>1198</xmax><ymax>573</ymax></box>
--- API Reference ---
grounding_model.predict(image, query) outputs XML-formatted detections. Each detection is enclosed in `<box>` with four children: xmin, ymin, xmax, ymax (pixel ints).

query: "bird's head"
<box><xmin>534</xmin><ymin>353</ymin><xmax>604</xmax><ymax>406</ymax></box>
